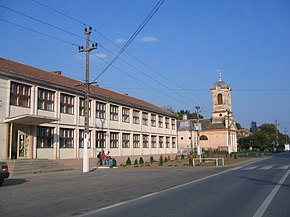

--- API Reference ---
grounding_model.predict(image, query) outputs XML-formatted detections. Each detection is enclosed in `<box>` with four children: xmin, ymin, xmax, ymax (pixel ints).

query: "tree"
<box><xmin>250</xmin><ymin>121</ymin><xmax>258</xmax><ymax>133</ymax></box>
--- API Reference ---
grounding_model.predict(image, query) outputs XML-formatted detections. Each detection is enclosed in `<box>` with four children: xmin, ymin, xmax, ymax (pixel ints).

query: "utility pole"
<box><xmin>78</xmin><ymin>27</ymin><xmax>97</xmax><ymax>173</ymax></box>
<box><xmin>275</xmin><ymin>120</ymin><xmax>279</xmax><ymax>150</ymax></box>
<box><xmin>227</xmin><ymin>110</ymin><xmax>232</xmax><ymax>154</ymax></box>
<box><xmin>285</xmin><ymin>129</ymin><xmax>288</xmax><ymax>145</ymax></box>
<box><xmin>195</xmin><ymin>106</ymin><xmax>201</xmax><ymax>162</ymax></box>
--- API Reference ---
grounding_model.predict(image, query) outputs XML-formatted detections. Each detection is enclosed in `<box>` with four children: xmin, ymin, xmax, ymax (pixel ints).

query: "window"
<box><xmin>171</xmin><ymin>119</ymin><xmax>176</xmax><ymax>130</ymax></box>
<box><xmin>143</xmin><ymin>135</ymin><xmax>149</xmax><ymax>148</ymax></box>
<box><xmin>151</xmin><ymin>136</ymin><xmax>157</xmax><ymax>148</ymax></box>
<box><xmin>37</xmin><ymin>127</ymin><xmax>54</xmax><ymax>148</ymax></box>
<box><xmin>10</xmin><ymin>82</ymin><xmax>31</xmax><ymax>107</ymax></box>
<box><xmin>159</xmin><ymin>136</ymin><xmax>164</xmax><ymax>148</ymax></box>
<box><xmin>122</xmin><ymin>133</ymin><xmax>130</xmax><ymax>148</ymax></box>
<box><xmin>133</xmin><ymin>110</ymin><xmax>140</xmax><ymax>124</ymax></box>
<box><xmin>96</xmin><ymin>131</ymin><xmax>106</xmax><ymax>148</ymax></box>
<box><xmin>79</xmin><ymin>98</ymin><xmax>91</xmax><ymax>117</ymax></box>
<box><xmin>166</xmin><ymin>137</ymin><xmax>170</xmax><ymax>148</ymax></box>
<box><xmin>158</xmin><ymin>116</ymin><xmax>163</xmax><ymax>128</ymax></box>
<box><xmin>110</xmin><ymin>105</ymin><xmax>119</xmax><ymax>121</ymax></box>
<box><xmin>142</xmin><ymin>112</ymin><xmax>148</xmax><ymax>126</ymax></box>
<box><xmin>165</xmin><ymin>118</ymin><xmax>170</xmax><ymax>129</ymax></box>
<box><xmin>38</xmin><ymin>88</ymin><xmax>54</xmax><ymax>111</ymax></box>
<box><xmin>133</xmin><ymin>134</ymin><xmax>140</xmax><ymax>148</ymax></box>
<box><xmin>110</xmin><ymin>132</ymin><xmax>119</xmax><ymax>148</ymax></box>
<box><xmin>79</xmin><ymin>130</ymin><xmax>91</xmax><ymax>148</ymax></box>
<box><xmin>218</xmin><ymin>93</ymin><xmax>223</xmax><ymax>105</ymax></box>
<box><xmin>172</xmin><ymin>137</ymin><xmax>176</xmax><ymax>148</ymax></box>
<box><xmin>200</xmin><ymin>135</ymin><xmax>209</xmax><ymax>140</ymax></box>
<box><xmin>96</xmin><ymin>102</ymin><xmax>106</xmax><ymax>119</ymax></box>
<box><xmin>60</xmin><ymin>94</ymin><xmax>74</xmax><ymax>114</ymax></box>
<box><xmin>60</xmin><ymin>128</ymin><xmax>74</xmax><ymax>148</ymax></box>
<box><xmin>151</xmin><ymin>114</ymin><xmax>156</xmax><ymax>127</ymax></box>
<box><xmin>122</xmin><ymin>108</ymin><xmax>130</xmax><ymax>123</ymax></box>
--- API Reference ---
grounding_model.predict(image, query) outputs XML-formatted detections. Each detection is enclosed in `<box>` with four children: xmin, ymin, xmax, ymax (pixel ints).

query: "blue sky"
<box><xmin>1</xmin><ymin>0</ymin><xmax>290</xmax><ymax>133</ymax></box>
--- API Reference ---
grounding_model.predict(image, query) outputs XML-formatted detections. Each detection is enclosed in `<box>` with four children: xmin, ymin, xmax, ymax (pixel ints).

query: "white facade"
<box><xmin>0</xmin><ymin>58</ymin><xmax>177</xmax><ymax>160</ymax></box>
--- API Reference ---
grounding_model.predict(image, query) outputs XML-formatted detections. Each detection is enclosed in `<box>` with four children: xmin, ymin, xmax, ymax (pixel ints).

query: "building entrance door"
<box><xmin>10</xmin><ymin>125</ymin><xmax>30</xmax><ymax>159</ymax></box>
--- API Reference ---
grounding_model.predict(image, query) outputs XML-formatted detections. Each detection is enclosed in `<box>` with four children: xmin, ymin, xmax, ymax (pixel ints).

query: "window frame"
<box><xmin>96</xmin><ymin>131</ymin><xmax>106</xmax><ymax>148</ymax></box>
<box><xmin>59</xmin><ymin>128</ymin><xmax>74</xmax><ymax>148</ymax></box>
<box><xmin>159</xmin><ymin>136</ymin><xmax>164</xmax><ymax>148</ymax></box>
<box><xmin>60</xmin><ymin>94</ymin><xmax>74</xmax><ymax>114</ymax></box>
<box><xmin>37</xmin><ymin>126</ymin><xmax>54</xmax><ymax>148</ymax></box>
<box><xmin>96</xmin><ymin>101</ymin><xmax>106</xmax><ymax>119</ymax></box>
<box><xmin>79</xmin><ymin>130</ymin><xmax>91</xmax><ymax>148</ymax></box>
<box><xmin>133</xmin><ymin>134</ymin><xmax>140</xmax><ymax>148</ymax></box>
<box><xmin>142</xmin><ymin>112</ymin><xmax>148</xmax><ymax>126</ymax></box>
<box><xmin>122</xmin><ymin>133</ymin><xmax>130</xmax><ymax>148</ymax></box>
<box><xmin>10</xmin><ymin>82</ymin><xmax>31</xmax><ymax>108</ymax></box>
<box><xmin>122</xmin><ymin>107</ymin><xmax>130</xmax><ymax>123</ymax></box>
<box><xmin>158</xmin><ymin>116</ymin><xmax>163</xmax><ymax>128</ymax></box>
<box><xmin>133</xmin><ymin>110</ymin><xmax>140</xmax><ymax>124</ymax></box>
<box><xmin>79</xmin><ymin>98</ymin><xmax>91</xmax><ymax>117</ymax></box>
<box><xmin>143</xmin><ymin>135</ymin><xmax>149</xmax><ymax>148</ymax></box>
<box><xmin>38</xmin><ymin>88</ymin><xmax>54</xmax><ymax>111</ymax></box>
<box><xmin>151</xmin><ymin>135</ymin><xmax>157</xmax><ymax>148</ymax></box>
<box><xmin>110</xmin><ymin>105</ymin><xmax>119</xmax><ymax>121</ymax></box>
<box><xmin>110</xmin><ymin>132</ymin><xmax>119</xmax><ymax>148</ymax></box>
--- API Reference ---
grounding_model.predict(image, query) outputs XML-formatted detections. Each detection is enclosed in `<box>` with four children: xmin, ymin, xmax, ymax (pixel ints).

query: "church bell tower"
<box><xmin>210</xmin><ymin>72</ymin><xmax>232</xmax><ymax>124</ymax></box>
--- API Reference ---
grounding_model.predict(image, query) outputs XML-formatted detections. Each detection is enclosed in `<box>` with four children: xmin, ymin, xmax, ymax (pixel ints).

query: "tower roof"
<box><xmin>210</xmin><ymin>80</ymin><xmax>231</xmax><ymax>90</ymax></box>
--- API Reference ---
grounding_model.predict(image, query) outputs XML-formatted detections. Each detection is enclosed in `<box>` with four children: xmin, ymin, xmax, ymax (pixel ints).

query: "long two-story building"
<box><xmin>0</xmin><ymin>57</ymin><xmax>177</xmax><ymax>161</ymax></box>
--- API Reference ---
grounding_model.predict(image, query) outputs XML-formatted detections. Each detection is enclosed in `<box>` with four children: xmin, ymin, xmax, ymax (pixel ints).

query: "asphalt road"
<box><xmin>1</xmin><ymin>153</ymin><xmax>290</xmax><ymax>217</ymax></box>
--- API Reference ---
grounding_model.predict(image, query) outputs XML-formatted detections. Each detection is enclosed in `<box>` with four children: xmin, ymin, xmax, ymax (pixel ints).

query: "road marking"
<box><xmin>276</xmin><ymin>165</ymin><xmax>289</xmax><ymax>170</ymax></box>
<box><xmin>259</xmin><ymin>165</ymin><xmax>273</xmax><ymax>170</ymax></box>
<box><xmin>79</xmin><ymin>157</ymin><xmax>267</xmax><ymax>217</ymax></box>
<box><xmin>241</xmin><ymin>166</ymin><xmax>259</xmax><ymax>170</ymax></box>
<box><xmin>253</xmin><ymin>169</ymin><xmax>290</xmax><ymax>217</ymax></box>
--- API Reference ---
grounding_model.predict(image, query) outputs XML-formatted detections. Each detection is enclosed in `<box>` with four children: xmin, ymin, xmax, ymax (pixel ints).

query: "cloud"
<box><xmin>115</xmin><ymin>38</ymin><xmax>126</xmax><ymax>44</ymax></box>
<box><xmin>139</xmin><ymin>36</ymin><xmax>158</xmax><ymax>42</ymax></box>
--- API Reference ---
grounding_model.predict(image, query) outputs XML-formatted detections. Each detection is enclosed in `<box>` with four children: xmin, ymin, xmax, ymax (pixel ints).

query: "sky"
<box><xmin>0</xmin><ymin>0</ymin><xmax>290</xmax><ymax>134</ymax></box>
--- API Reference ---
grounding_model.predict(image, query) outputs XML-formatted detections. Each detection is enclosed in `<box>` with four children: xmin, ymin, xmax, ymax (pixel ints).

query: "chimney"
<box><xmin>52</xmin><ymin>70</ymin><xmax>61</xmax><ymax>75</ymax></box>
<box><xmin>183</xmin><ymin>114</ymin><xmax>188</xmax><ymax>120</ymax></box>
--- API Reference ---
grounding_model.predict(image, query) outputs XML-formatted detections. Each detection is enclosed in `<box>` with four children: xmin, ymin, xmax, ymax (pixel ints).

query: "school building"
<box><xmin>0</xmin><ymin>57</ymin><xmax>177</xmax><ymax>161</ymax></box>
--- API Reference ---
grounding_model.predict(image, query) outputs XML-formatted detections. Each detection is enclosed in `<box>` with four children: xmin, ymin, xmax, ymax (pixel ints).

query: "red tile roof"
<box><xmin>0</xmin><ymin>57</ymin><xmax>176</xmax><ymax>117</ymax></box>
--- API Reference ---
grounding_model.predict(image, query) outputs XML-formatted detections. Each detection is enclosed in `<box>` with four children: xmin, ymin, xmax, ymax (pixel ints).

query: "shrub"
<box><xmin>234</xmin><ymin>154</ymin><xmax>237</xmax><ymax>159</ymax></box>
<box><xmin>175</xmin><ymin>155</ymin><xmax>178</xmax><ymax>160</ymax></box>
<box><xmin>189</xmin><ymin>158</ymin><xmax>193</xmax><ymax>166</ymax></box>
<box><xmin>181</xmin><ymin>154</ymin><xmax>185</xmax><ymax>159</ymax></box>
<box><xmin>126</xmin><ymin>157</ymin><xmax>132</xmax><ymax>165</ymax></box>
<box><xmin>159</xmin><ymin>155</ymin><xmax>164</xmax><ymax>166</ymax></box>
<box><xmin>110</xmin><ymin>158</ymin><xmax>117</xmax><ymax>168</ymax></box>
<box><xmin>167</xmin><ymin>155</ymin><xmax>171</xmax><ymax>161</ymax></box>
<box><xmin>139</xmin><ymin>157</ymin><xmax>144</xmax><ymax>164</ymax></box>
<box><xmin>150</xmin><ymin>156</ymin><xmax>154</xmax><ymax>164</ymax></box>
<box><xmin>164</xmin><ymin>156</ymin><xmax>168</xmax><ymax>162</ymax></box>
<box><xmin>134</xmin><ymin>159</ymin><xmax>138</xmax><ymax>165</ymax></box>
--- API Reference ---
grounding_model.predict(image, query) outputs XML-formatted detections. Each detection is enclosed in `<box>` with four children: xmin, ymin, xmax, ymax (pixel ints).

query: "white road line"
<box><xmin>241</xmin><ymin>166</ymin><xmax>259</xmax><ymax>170</ymax></box>
<box><xmin>253</xmin><ymin>169</ymin><xmax>290</xmax><ymax>217</ymax></box>
<box><xmin>276</xmin><ymin>165</ymin><xmax>289</xmax><ymax>170</ymax></box>
<box><xmin>259</xmin><ymin>166</ymin><xmax>273</xmax><ymax>170</ymax></box>
<box><xmin>78</xmin><ymin>157</ymin><xmax>268</xmax><ymax>217</ymax></box>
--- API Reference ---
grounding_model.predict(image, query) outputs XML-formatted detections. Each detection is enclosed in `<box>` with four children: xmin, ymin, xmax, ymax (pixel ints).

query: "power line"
<box><xmin>0</xmin><ymin>18</ymin><xmax>79</xmax><ymax>47</ymax></box>
<box><xmin>93</xmin><ymin>0</ymin><xmax>165</xmax><ymax>82</ymax></box>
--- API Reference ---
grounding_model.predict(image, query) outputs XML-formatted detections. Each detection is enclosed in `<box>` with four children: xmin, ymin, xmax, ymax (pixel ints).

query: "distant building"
<box><xmin>0</xmin><ymin>57</ymin><xmax>177</xmax><ymax>160</ymax></box>
<box><xmin>177</xmin><ymin>74</ymin><xmax>238</xmax><ymax>154</ymax></box>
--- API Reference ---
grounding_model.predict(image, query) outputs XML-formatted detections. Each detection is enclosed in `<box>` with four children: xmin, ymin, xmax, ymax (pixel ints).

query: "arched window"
<box><xmin>200</xmin><ymin>135</ymin><xmax>208</xmax><ymax>140</ymax></box>
<box><xmin>217</xmin><ymin>93</ymin><xmax>223</xmax><ymax>105</ymax></box>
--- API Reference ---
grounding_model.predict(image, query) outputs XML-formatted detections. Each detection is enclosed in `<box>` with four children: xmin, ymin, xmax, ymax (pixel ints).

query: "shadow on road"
<box><xmin>1</xmin><ymin>178</ymin><xmax>27</xmax><ymax>187</ymax></box>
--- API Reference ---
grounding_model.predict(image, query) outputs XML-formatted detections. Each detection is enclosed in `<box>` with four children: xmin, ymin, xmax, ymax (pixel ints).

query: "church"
<box><xmin>177</xmin><ymin>75</ymin><xmax>238</xmax><ymax>154</ymax></box>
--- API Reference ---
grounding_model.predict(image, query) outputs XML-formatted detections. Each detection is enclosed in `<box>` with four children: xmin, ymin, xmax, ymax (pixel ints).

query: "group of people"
<box><xmin>97</xmin><ymin>151</ymin><xmax>111</xmax><ymax>166</ymax></box>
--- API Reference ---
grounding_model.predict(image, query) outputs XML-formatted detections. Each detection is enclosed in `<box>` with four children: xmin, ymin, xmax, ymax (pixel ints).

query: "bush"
<box><xmin>139</xmin><ymin>157</ymin><xmax>144</xmax><ymax>164</ymax></box>
<box><xmin>189</xmin><ymin>158</ymin><xmax>193</xmax><ymax>166</ymax></box>
<box><xmin>159</xmin><ymin>155</ymin><xmax>164</xmax><ymax>166</ymax></box>
<box><xmin>134</xmin><ymin>159</ymin><xmax>138</xmax><ymax>165</ymax></box>
<box><xmin>175</xmin><ymin>155</ymin><xmax>178</xmax><ymax>160</ymax></box>
<box><xmin>126</xmin><ymin>157</ymin><xmax>132</xmax><ymax>165</ymax></box>
<box><xmin>181</xmin><ymin>154</ymin><xmax>185</xmax><ymax>159</ymax></box>
<box><xmin>164</xmin><ymin>156</ymin><xmax>168</xmax><ymax>162</ymax></box>
<box><xmin>150</xmin><ymin>156</ymin><xmax>154</xmax><ymax>164</ymax></box>
<box><xmin>167</xmin><ymin>155</ymin><xmax>171</xmax><ymax>161</ymax></box>
<box><xmin>110</xmin><ymin>158</ymin><xmax>117</xmax><ymax>168</ymax></box>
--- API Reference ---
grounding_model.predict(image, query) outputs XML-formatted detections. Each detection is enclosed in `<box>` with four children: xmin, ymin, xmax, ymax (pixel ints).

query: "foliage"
<box><xmin>159</xmin><ymin>155</ymin><xmax>164</xmax><ymax>166</ymax></box>
<box><xmin>126</xmin><ymin>157</ymin><xmax>132</xmax><ymax>165</ymax></box>
<box><xmin>111</xmin><ymin>158</ymin><xmax>117</xmax><ymax>168</ymax></box>
<box><xmin>150</xmin><ymin>156</ymin><xmax>154</xmax><ymax>164</ymax></box>
<box><xmin>175</xmin><ymin>109</ymin><xmax>203</xmax><ymax>120</ymax></box>
<box><xmin>139</xmin><ymin>157</ymin><xmax>144</xmax><ymax>164</ymax></box>
<box><xmin>167</xmin><ymin>155</ymin><xmax>171</xmax><ymax>161</ymax></box>
<box><xmin>239</xmin><ymin>122</ymin><xmax>287</xmax><ymax>152</ymax></box>
<box><xmin>134</xmin><ymin>159</ymin><xmax>138</xmax><ymax>165</ymax></box>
